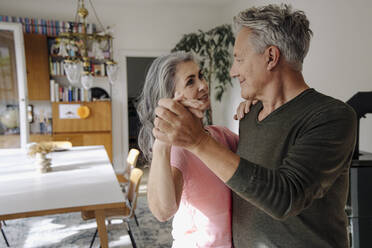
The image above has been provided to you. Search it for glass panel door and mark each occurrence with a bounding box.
[0,23,28,148]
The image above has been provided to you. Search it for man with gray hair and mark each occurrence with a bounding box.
[153,4,356,247]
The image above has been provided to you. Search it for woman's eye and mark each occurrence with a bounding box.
[199,72,204,80]
[186,79,194,86]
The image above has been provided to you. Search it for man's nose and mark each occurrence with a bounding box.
[230,61,238,78]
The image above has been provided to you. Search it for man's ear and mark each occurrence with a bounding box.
[265,46,280,71]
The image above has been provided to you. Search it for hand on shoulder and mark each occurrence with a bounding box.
[234,99,258,120]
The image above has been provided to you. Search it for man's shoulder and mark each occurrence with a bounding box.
[305,90,356,119]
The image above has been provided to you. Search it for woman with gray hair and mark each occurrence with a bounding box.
[137,51,239,247]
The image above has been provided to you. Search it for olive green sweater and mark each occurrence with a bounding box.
[227,89,357,248]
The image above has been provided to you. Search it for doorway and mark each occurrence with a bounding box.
[126,56,156,166]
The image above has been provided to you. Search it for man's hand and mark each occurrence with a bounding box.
[153,98,208,150]
[233,99,258,120]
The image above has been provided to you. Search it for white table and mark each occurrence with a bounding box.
[0,145,125,248]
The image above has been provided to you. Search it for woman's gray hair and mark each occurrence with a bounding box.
[137,51,195,162]
[233,4,313,71]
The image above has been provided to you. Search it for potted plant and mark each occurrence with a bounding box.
[28,142,56,173]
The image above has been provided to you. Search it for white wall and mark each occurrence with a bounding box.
[216,0,372,152]
[0,0,229,170]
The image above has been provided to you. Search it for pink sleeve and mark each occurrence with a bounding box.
[222,127,239,153]
[170,145,188,174]
[206,125,239,153]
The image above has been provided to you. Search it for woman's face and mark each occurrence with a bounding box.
[174,61,209,106]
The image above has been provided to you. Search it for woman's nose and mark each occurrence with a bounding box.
[198,80,208,91]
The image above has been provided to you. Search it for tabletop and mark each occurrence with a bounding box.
[0,145,125,218]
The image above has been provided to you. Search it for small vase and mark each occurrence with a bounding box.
[35,152,52,173]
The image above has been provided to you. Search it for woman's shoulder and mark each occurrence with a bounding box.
[205,125,239,152]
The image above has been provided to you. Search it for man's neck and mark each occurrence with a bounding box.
[258,70,309,121]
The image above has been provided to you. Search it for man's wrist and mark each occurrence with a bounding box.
[187,130,210,154]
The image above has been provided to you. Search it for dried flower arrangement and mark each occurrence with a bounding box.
[27,142,56,157]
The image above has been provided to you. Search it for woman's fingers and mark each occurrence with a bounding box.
[179,99,209,118]
[244,100,251,114]
[189,108,204,118]
[234,99,258,120]
[181,99,202,109]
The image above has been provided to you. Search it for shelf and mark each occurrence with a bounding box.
[50,74,108,78]
[55,100,111,103]
[49,54,110,61]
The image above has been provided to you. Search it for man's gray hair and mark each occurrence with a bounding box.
[137,51,195,162]
[233,4,313,71]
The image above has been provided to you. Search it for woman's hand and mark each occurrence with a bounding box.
[153,139,171,150]
[173,92,208,119]
[233,99,258,120]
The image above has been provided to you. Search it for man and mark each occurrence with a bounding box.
[153,4,356,248]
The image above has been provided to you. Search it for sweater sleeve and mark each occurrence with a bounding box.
[226,104,357,220]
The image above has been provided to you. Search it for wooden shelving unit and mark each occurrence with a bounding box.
[52,101,113,162]
[22,33,113,162]
[24,33,50,101]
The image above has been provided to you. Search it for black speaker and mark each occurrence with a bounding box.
[348,159,372,248]
[349,166,372,217]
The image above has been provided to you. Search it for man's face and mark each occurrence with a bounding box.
[230,27,268,100]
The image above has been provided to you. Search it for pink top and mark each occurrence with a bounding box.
[170,126,239,248]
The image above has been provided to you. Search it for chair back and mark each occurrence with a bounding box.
[51,141,72,149]
[127,148,140,169]
[123,148,140,179]
[127,168,143,217]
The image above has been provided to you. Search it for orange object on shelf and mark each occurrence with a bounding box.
[77,106,90,119]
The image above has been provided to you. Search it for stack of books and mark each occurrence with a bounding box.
[50,80,91,102]
[0,15,96,36]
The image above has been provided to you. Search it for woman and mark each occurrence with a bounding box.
[137,52,239,248]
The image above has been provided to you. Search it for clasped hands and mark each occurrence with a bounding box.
[153,94,257,150]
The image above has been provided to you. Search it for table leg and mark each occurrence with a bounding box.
[95,209,108,248]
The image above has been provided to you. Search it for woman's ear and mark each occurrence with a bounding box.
[265,46,280,71]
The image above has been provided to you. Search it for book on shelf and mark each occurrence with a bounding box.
[49,59,65,76]
[50,80,91,102]
[0,15,97,36]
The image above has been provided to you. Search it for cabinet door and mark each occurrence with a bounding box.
[0,23,29,148]
[82,132,112,162]
[52,133,83,146]
[24,33,50,100]
[29,134,52,143]
[52,132,112,162]
[52,101,112,132]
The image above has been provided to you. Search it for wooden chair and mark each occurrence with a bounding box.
[117,148,141,226]
[116,148,140,185]
[82,168,144,248]
[51,141,72,149]
[0,221,10,247]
